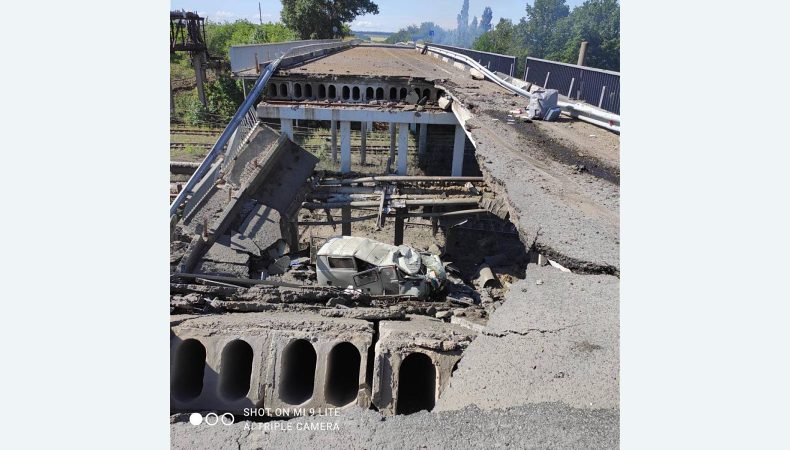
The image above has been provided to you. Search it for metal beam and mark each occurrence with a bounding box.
[257,105,458,125]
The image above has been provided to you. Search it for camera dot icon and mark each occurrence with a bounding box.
[189,413,203,426]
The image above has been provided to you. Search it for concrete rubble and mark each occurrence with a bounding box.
[170,43,620,448]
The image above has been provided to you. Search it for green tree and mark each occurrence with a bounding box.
[560,0,619,70]
[524,0,570,58]
[280,0,379,39]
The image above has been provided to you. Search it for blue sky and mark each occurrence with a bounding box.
[171,0,588,32]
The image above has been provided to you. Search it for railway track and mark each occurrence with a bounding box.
[170,128,222,136]
[170,142,214,150]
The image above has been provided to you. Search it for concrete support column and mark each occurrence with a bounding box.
[394,214,405,246]
[577,41,588,66]
[388,123,396,173]
[366,121,373,133]
[452,125,466,176]
[340,120,351,173]
[341,206,351,236]
[418,124,428,159]
[331,120,338,163]
[409,122,417,134]
[280,119,294,140]
[360,122,367,165]
[192,52,207,108]
[397,123,409,175]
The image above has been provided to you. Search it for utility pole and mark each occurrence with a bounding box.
[577,40,588,66]
[259,2,263,25]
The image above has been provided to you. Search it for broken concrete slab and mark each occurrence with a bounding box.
[372,318,476,415]
[320,307,406,321]
[435,265,619,411]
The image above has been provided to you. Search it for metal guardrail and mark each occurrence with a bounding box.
[523,57,620,115]
[426,43,516,77]
[230,39,339,73]
[171,39,360,218]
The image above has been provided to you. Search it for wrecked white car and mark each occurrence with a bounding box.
[316,236,446,299]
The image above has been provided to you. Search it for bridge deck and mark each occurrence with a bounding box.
[278,44,621,272]
[279,45,471,80]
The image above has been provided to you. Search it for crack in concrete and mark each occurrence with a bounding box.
[483,323,582,337]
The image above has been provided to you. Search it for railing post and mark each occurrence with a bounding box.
[524,62,529,82]
[568,78,575,98]
[544,72,551,88]
[598,86,607,108]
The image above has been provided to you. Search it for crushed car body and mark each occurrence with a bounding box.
[316,236,446,299]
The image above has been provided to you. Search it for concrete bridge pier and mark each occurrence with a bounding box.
[418,124,428,159]
[397,123,409,175]
[388,123,396,173]
[331,120,338,163]
[340,121,351,173]
[452,125,465,176]
[280,119,294,140]
[360,122,367,165]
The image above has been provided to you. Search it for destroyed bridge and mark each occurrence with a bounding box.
[169,38,621,431]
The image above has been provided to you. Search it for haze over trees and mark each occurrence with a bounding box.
[281,0,380,39]
[385,0,490,47]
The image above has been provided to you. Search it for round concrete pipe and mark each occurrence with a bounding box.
[219,339,254,401]
[329,85,336,99]
[305,84,313,98]
[376,87,384,100]
[366,87,374,100]
[390,87,397,100]
[352,86,360,101]
[171,339,207,401]
[279,339,317,405]
[342,86,350,100]
[319,84,327,99]
[396,352,436,414]
[279,83,288,97]
[294,83,302,98]
[325,342,361,406]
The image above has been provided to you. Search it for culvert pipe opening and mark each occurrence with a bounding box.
[171,339,206,401]
[325,342,361,406]
[279,339,317,405]
[396,352,436,415]
[219,339,254,401]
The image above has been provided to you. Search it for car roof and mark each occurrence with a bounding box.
[317,236,398,267]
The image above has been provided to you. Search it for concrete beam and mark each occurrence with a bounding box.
[397,123,409,175]
[280,118,293,140]
[340,121,351,173]
[452,125,466,176]
[257,105,458,125]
